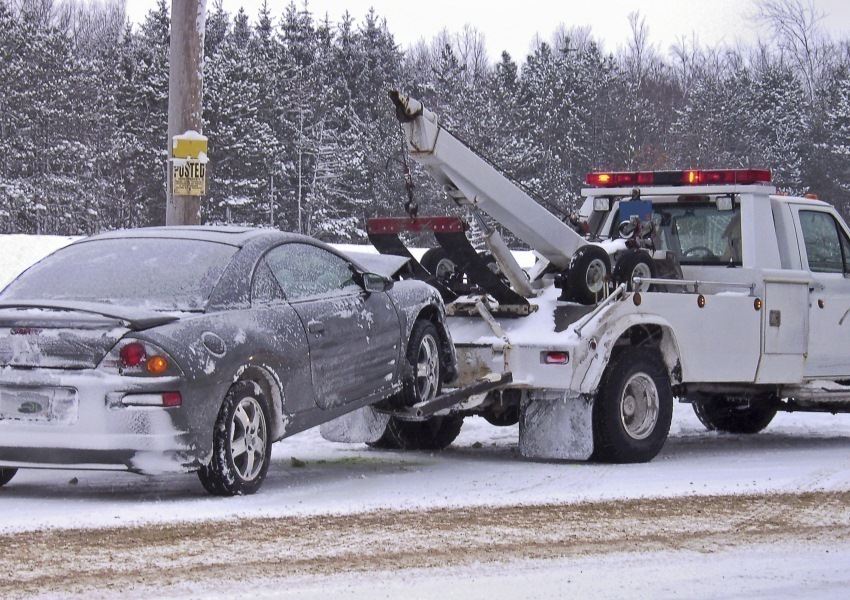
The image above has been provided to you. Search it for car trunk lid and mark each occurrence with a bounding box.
[0,303,180,369]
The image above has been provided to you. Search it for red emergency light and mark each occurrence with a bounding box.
[586,169,772,188]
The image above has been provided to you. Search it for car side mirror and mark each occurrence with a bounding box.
[362,272,393,293]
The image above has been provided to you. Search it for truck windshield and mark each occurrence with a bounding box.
[651,204,741,266]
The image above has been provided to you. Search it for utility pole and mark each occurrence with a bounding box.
[166,0,207,226]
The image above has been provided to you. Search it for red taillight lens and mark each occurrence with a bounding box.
[543,352,570,365]
[119,342,147,367]
[161,392,182,407]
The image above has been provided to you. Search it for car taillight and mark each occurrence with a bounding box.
[120,342,147,367]
[146,355,169,375]
[101,340,182,377]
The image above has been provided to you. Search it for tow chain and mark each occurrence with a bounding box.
[398,123,418,218]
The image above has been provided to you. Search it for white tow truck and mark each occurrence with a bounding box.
[325,91,850,463]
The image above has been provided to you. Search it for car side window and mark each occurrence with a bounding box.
[265,243,359,300]
[799,210,850,274]
[251,258,285,303]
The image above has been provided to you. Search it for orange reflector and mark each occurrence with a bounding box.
[633,292,642,306]
[754,298,762,311]
[543,352,569,365]
[697,294,706,308]
[818,299,825,309]
[146,355,169,375]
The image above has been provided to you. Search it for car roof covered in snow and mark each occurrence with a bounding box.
[70,226,313,248]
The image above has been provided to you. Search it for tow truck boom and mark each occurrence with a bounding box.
[390,91,586,271]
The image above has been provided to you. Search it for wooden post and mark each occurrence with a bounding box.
[166,0,207,226]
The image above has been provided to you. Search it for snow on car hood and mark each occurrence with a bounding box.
[342,251,410,279]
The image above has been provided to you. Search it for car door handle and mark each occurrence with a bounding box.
[307,320,325,334]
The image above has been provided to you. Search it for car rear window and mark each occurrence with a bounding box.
[0,238,237,311]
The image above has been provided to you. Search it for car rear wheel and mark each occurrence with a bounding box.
[369,320,463,450]
[198,381,272,496]
[0,468,17,487]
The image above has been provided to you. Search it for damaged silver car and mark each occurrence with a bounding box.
[0,227,456,495]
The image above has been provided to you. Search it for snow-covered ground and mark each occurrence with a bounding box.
[0,233,849,598]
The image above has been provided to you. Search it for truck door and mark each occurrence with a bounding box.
[794,207,850,378]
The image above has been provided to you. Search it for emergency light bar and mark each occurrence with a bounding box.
[586,169,772,188]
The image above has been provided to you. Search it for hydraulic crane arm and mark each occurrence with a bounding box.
[389,91,587,270]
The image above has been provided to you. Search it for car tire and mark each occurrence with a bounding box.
[591,347,673,463]
[566,245,611,305]
[198,380,272,496]
[0,468,17,487]
[691,394,778,434]
[613,249,656,292]
[369,320,463,450]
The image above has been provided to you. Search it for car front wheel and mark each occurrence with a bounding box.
[369,320,463,450]
[198,380,272,496]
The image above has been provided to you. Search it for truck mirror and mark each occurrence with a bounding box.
[593,198,611,211]
[716,196,734,211]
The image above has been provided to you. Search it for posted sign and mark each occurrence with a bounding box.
[173,161,206,196]
[172,132,208,196]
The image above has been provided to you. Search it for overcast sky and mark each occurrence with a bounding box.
[127,0,850,61]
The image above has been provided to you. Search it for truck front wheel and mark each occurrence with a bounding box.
[592,347,673,463]
[691,395,777,434]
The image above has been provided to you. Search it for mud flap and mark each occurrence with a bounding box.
[320,406,391,444]
[518,390,594,460]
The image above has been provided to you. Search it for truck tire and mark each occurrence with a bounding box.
[691,395,777,434]
[0,468,16,487]
[369,320,463,450]
[566,245,611,305]
[592,347,673,463]
[369,415,464,450]
[613,249,656,292]
[197,380,273,496]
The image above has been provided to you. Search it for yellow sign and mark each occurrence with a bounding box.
[173,160,206,196]
[173,136,208,159]
[172,132,208,196]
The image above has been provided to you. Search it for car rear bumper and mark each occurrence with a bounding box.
[0,368,225,474]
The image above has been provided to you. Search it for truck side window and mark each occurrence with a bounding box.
[799,210,849,274]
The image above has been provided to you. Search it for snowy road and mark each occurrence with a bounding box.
[1,406,849,598]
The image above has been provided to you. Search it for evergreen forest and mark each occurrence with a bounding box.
[3,0,850,241]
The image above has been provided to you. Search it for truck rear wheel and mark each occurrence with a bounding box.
[592,347,673,463]
[691,395,777,434]
[566,245,611,305]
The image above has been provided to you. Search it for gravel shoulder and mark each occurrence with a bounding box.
[4,490,849,598]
